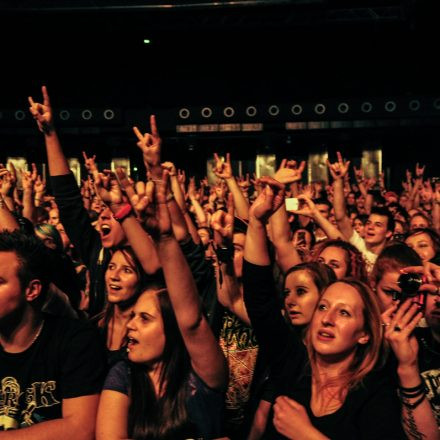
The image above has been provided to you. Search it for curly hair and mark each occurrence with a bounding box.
[309,239,368,283]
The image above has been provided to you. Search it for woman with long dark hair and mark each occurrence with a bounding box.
[96,170,227,440]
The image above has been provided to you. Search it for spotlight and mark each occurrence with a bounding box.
[337,103,349,114]
[103,109,115,120]
[384,101,396,112]
[314,104,326,115]
[178,108,190,119]
[408,100,420,111]
[268,105,280,116]
[291,104,303,116]
[433,98,440,110]
[81,109,93,120]
[59,110,71,121]
[361,102,373,113]
[201,107,212,118]
[14,110,26,120]
[223,107,235,118]
[245,106,257,117]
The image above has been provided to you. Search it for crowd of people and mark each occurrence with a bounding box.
[0,85,439,439]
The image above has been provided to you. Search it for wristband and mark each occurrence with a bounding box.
[112,203,133,223]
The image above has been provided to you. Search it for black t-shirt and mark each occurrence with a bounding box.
[415,327,440,426]
[0,314,106,431]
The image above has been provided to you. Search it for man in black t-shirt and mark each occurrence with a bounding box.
[0,231,106,438]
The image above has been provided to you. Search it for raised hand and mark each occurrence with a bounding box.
[287,194,316,218]
[152,169,172,237]
[327,151,350,180]
[211,193,234,244]
[94,170,123,206]
[213,152,233,180]
[274,158,306,184]
[415,163,425,179]
[82,151,98,175]
[28,85,53,134]
[161,161,177,177]
[133,115,162,171]
[249,177,285,222]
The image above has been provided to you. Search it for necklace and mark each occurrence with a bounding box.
[29,320,45,347]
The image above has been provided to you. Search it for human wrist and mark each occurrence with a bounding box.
[112,203,133,222]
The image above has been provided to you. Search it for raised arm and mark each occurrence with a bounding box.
[268,160,305,271]
[327,152,353,240]
[94,170,160,275]
[213,152,249,220]
[28,86,70,176]
[154,170,227,390]
[382,300,439,440]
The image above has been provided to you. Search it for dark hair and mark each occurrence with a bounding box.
[409,212,431,228]
[0,230,50,302]
[313,198,332,210]
[284,262,337,293]
[405,228,440,254]
[310,239,368,283]
[34,223,64,253]
[129,289,194,439]
[370,207,395,233]
[369,242,422,286]
[354,214,369,225]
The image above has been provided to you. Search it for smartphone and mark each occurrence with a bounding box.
[285,197,299,211]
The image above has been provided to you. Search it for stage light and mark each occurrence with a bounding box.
[268,105,280,116]
[103,109,115,120]
[245,106,257,117]
[178,108,190,119]
[201,107,212,118]
[14,110,26,120]
[314,103,326,115]
[384,101,396,112]
[59,110,71,121]
[81,109,93,120]
[143,39,151,44]
[408,100,420,111]
[223,107,235,118]
[433,98,440,110]
[291,104,303,115]
[361,102,373,113]
[337,103,349,114]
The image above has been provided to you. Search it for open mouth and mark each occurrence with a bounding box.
[127,337,139,351]
[317,330,335,339]
[108,284,122,291]
[101,225,111,237]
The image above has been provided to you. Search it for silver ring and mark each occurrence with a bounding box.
[394,325,402,332]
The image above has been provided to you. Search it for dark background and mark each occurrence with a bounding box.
[0,0,439,188]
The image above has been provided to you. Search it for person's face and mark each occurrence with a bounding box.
[424,289,440,333]
[0,252,26,325]
[48,208,60,226]
[315,203,330,220]
[317,246,348,280]
[233,233,246,279]
[310,282,369,360]
[353,218,365,237]
[91,197,103,214]
[399,195,409,207]
[347,193,356,206]
[105,250,139,304]
[409,215,429,231]
[364,214,392,246]
[97,207,127,248]
[385,194,398,205]
[126,290,166,365]
[284,270,320,326]
[394,222,405,235]
[356,195,365,208]
[405,233,436,262]
[374,270,401,312]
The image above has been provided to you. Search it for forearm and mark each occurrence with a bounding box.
[44,131,71,176]
[225,177,250,220]
[398,366,439,440]
[157,235,203,329]
[269,208,301,271]
[333,179,353,239]
[433,202,440,233]
[167,198,191,242]
[170,175,186,212]
[0,417,95,440]
[216,262,250,325]
[119,215,161,274]
[313,211,344,240]
[244,218,271,266]
[22,189,36,224]
[190,196,208,227]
